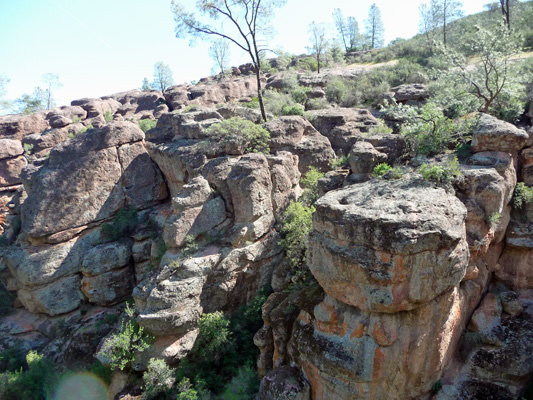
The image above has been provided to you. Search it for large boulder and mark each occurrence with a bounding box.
[349,141,387,174]
[70,97,121,118]
[309,177,469,313]
[471,114,528,153]
[103,89,166,119]
[265,116,335,174]
[20,121,166,238]
[390,84,429,103]
[0,113,49,140]
[0,139,24,160]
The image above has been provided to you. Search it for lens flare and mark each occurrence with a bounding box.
[54,372,110,400]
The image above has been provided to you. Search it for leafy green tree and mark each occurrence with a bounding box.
[346,16,361,50]
[332,8,349,52]
[152,61,175,92]
[171,0,287,122]
[141,77,152,92]
[14,87,47,114]
[364,3,385,49]
[443,21,521,114]
[209,38,231,76]
[308,21,329,74]
[430,0,463,47]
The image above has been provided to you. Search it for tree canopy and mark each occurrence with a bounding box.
[171,0,287,122]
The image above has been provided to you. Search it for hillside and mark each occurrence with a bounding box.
[0,3,533,400]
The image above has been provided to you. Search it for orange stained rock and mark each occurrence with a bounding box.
[301,359,324,400]
[350,322,365,339]
[370,319,398,347]
[372,347,386,381]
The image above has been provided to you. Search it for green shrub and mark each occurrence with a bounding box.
[305,98,330,111]
[373,163,392,177]
[23,143,34,156]
[101,206,139,241]
[207,117,270,154]
[263,90,295,116]
[329,154,350,169]
[0,346,24,373]
[281,104,304,116]
[241,97,260,109]
[0,351,59,400]
[103,110,113,123]
[138,119,158,133]
[418,156,461,184]
[279,201,315,268]
[369,123,393,135]
[300,167,324,206]
[513,182,533,209]
[176,378,199,400]
[0,282,14,318]
[195,312,231,361]
[142,358,174,399]
[485,212,501,227]
[297,57,319,72]
[221,365,259,400]
[291,86,311,104]
[97,318,154,371]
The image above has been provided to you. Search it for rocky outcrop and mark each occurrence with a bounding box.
[472,114,528,153]
[0,113,49,140]
[20,121,167,239]
[0,139,27,187]
[265,116,335,174]
[103,89,167,119]
[71,97,122,119]
[164,76,259,111]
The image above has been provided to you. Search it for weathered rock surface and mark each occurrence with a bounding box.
[309,178,468,313]
[472,114,528,153]
[164,76,259,110]
[0,155,27,187]
[349,141,387,174]
[0,139,24,160]
[0,113,49,140]
[71,97,121,118]
[20,121,166,238]
[265,116,335,174]
[390,83,429,103]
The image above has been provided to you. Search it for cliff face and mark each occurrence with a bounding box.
[0,73,532,398]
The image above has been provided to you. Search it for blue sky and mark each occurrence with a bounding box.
[1,0,493,109]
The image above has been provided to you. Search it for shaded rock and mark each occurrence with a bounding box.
[215,104,264,124]
[500,291,523,316]
[309,177,468,313]
[0,155,27,187]
[18,275,83,316]
[472,114,528,153]
[257,366,311,400]
[80,241,132,276]
[265,116,335,174]
[81,266,134,306]
[520,147,533,185]
[20,122,162,238]
[48,115,72,129]
[0,139,24,160]
[105,89,166,119]
[468,292,502,333]
[349,141,387,174]
[268,152,302,223]
[317,169,349,196]
[71,97,121,118]
[0,113,49,140]
[391,84,429,103]
[227,154,275,243]
[309,108,379,153]
[163,76,258,111]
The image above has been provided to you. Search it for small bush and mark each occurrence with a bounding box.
[23,143,34,156]
[138,119,157,133]
[305,98,329,111]
[291,86,311,104]
[373,163,392,178]
[485,212,501,227]
[279,201,315,268]
[176,378,199,400]
[207,117,270,154]
[513,182,533,209]
[103,110,113,123]
[142,358,174,400]
[221,365,259,400]
[281,104,304,116]
[329,154,350,169]
[419,157,461,184]
[195,312,231,361]
[88,360,112,385]
[369,124,393,135]
[0,351,59,400]
[241,97,260,109]
[300,167,324,206]
[97,318,154,371]
[102,206,139,241]
[297,57,319,72]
